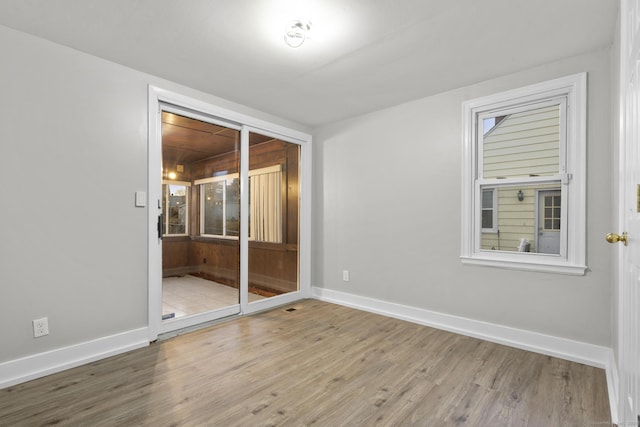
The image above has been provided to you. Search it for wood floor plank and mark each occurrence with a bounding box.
[0,300,611,426]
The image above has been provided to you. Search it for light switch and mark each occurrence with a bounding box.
[135,191,147,207]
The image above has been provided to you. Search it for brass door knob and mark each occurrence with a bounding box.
[606,232,628,246]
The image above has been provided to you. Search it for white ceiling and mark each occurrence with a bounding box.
[0,0,618,127]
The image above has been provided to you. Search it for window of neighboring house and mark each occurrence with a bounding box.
[162,181,190,236]
[195,165,282,242]
[543,193,561,231]
[461,73,587,275]
[481,188,497,233]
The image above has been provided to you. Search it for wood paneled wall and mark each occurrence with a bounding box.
[162,139,299,294]
[162,237,191,275]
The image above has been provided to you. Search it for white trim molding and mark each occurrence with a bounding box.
[0,328,148,389]
[312,286,617,419]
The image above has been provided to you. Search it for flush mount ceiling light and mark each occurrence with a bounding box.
[284,19,311,48]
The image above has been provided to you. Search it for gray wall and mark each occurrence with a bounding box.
[0,20,613,367]
[313,47,613,347]
[0,24,309,363]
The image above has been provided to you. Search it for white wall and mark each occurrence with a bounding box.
[0,24,309,365]
[313,46,612,347]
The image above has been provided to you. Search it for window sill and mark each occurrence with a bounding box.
[162,235,190,240]
[191,236,296,251]
[192,236,238,245]
[460,255,587,276]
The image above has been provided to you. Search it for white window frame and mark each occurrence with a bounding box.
[481,187,498,233]
[162,180,190,237]
[195,173,240,239]
[461,73,587,275]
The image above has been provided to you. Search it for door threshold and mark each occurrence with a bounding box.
[156,299,306,342]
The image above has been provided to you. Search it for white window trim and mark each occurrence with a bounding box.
[194,173,239,186]
[162,180,190,237]
[460,73,587,275]
[193,165,282,186]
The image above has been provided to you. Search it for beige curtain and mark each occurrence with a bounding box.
[250,170,282,243]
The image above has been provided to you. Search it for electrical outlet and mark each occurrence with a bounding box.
[343,270,350,282]
[33,317,49,338]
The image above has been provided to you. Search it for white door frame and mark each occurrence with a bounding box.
[147,86,312,341]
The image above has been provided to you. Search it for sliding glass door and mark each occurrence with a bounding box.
[159,109,241,331]
[148,89,310,339]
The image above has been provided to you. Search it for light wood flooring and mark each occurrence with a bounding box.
[0,300,611,426]
[162,275,265,318]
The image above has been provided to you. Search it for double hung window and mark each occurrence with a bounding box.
[461,74,586,274]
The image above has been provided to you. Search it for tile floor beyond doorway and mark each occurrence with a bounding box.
[162,274,265,318]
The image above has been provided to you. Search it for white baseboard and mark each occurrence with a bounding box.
[0,327,149,389]
[313,287,619,422]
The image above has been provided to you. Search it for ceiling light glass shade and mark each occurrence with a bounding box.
[284,20,311,48]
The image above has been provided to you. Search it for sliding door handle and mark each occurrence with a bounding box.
[157,214,163,240]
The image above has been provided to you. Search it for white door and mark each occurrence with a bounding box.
[616,1,640,424]
[537,190,561,254]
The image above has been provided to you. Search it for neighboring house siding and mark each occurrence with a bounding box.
[480,104,561,252]
[481,184,558,252]
[483,105,560,179]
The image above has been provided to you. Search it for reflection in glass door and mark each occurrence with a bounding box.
[247,132,300,301]
[161,111,241,321]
